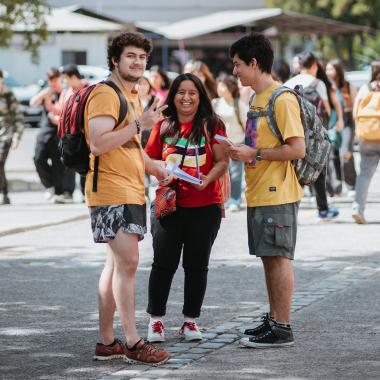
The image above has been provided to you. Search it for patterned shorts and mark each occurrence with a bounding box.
[89,204,147,243]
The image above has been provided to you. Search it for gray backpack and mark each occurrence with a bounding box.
[250,86,331,186]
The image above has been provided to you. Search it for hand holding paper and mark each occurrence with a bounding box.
[166,162,203,185]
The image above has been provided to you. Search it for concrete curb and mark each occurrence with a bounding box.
[0,214,88,238]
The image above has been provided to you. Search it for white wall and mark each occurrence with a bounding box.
[0,33,110,85]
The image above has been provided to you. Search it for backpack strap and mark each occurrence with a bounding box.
[91,80,128,192]
[264,86,300,145]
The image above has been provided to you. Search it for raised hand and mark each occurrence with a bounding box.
[138,97,168,131]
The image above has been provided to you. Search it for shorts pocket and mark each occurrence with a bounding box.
[263,214,293,249]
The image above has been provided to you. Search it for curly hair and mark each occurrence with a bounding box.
[229,32,274,74]
[107,32,152,71]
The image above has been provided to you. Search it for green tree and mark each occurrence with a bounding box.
[0,0,49,62]
[267,0,380,68]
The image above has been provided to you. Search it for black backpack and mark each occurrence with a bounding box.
[57,80,127,192]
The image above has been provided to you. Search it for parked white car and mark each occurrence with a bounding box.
[346,70,370,90]
[3,71,42,127]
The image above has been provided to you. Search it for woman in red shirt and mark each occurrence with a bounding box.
[145,73,229,342]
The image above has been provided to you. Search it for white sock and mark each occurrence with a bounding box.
[150,316,163,323]
[184,317,196,323]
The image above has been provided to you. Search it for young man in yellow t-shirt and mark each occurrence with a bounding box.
[86,32,171,364]
[229,33,305,348]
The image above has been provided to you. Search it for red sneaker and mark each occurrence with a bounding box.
[93,338,125,361]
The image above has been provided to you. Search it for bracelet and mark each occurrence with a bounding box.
[135,119,141,134]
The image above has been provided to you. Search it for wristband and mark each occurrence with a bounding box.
[135,119,141,134]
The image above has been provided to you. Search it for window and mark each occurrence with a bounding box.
[62,51,87,65]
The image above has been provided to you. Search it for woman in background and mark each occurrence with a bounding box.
[213,74,246,211]
[351,61,380,224]
[184,60,218,100]
[326,59,357,195]
[149,65,171,104]
[138,76,157,201]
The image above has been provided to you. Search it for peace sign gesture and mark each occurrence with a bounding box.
[139,97,168,131]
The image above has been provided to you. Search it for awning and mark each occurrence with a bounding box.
[137,8,374,40]
[12,6,123,33]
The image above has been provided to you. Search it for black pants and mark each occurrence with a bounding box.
[312,166,328,212]
[62,168,76,195]
[34,132,65,195]
[0,139,12,195]
[147,204,222,318]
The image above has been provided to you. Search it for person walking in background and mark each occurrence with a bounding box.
[351,60,380,224]
[316,60,344,198]
[291,54,301,76]
[149,65,171,105]
[272,59,291,84]
[138,75,157,200]
[0,69,24,205]
[326,59,357,195]
[213,74,246,211]
[184,60,218,100]
[285,51,339,221]
[138,76,156,148]
[30,67,66,203]
[144,73,229,343]
[229,32,305,348]
[86,31,170,364]
[56,64,90,201]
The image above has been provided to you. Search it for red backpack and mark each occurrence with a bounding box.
[57,80,127,192]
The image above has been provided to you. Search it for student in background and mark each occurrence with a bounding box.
[213,74,246,211]
[184,60,218,100]
[149,65,171,105]
[0,69,24,205]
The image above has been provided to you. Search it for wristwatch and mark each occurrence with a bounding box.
[256,148,263,161]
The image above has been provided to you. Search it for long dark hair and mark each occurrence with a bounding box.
[162,73,223,145]
[370,61,380,82]
[327,59,348,90]
[316,61,333,108]
[150,65,171,90]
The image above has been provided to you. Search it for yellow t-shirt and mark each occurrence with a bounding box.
[245,82,304,207]
[84,83,145,206]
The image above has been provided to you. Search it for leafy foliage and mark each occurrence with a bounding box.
[0,0,49,62]
[267,0,380,68]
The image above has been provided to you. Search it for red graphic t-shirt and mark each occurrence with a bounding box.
[145,120,227,207]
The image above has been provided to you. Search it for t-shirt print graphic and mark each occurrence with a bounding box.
[245,111,259,167]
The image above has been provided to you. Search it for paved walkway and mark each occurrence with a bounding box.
[1,128,379,379]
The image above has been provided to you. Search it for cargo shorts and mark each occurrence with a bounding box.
[247,202,299,260]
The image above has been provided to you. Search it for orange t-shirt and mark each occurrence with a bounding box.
[84,83,145,206]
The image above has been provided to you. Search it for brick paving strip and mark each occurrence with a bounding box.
[98,258,380,380]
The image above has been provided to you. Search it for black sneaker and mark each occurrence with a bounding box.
[240,323,294,348]
[242,313,272,337]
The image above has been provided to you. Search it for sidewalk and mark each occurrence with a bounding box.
[1,128,380,380]
[1,190,380,379]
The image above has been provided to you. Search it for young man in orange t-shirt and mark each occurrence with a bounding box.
[86,32,171,364]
